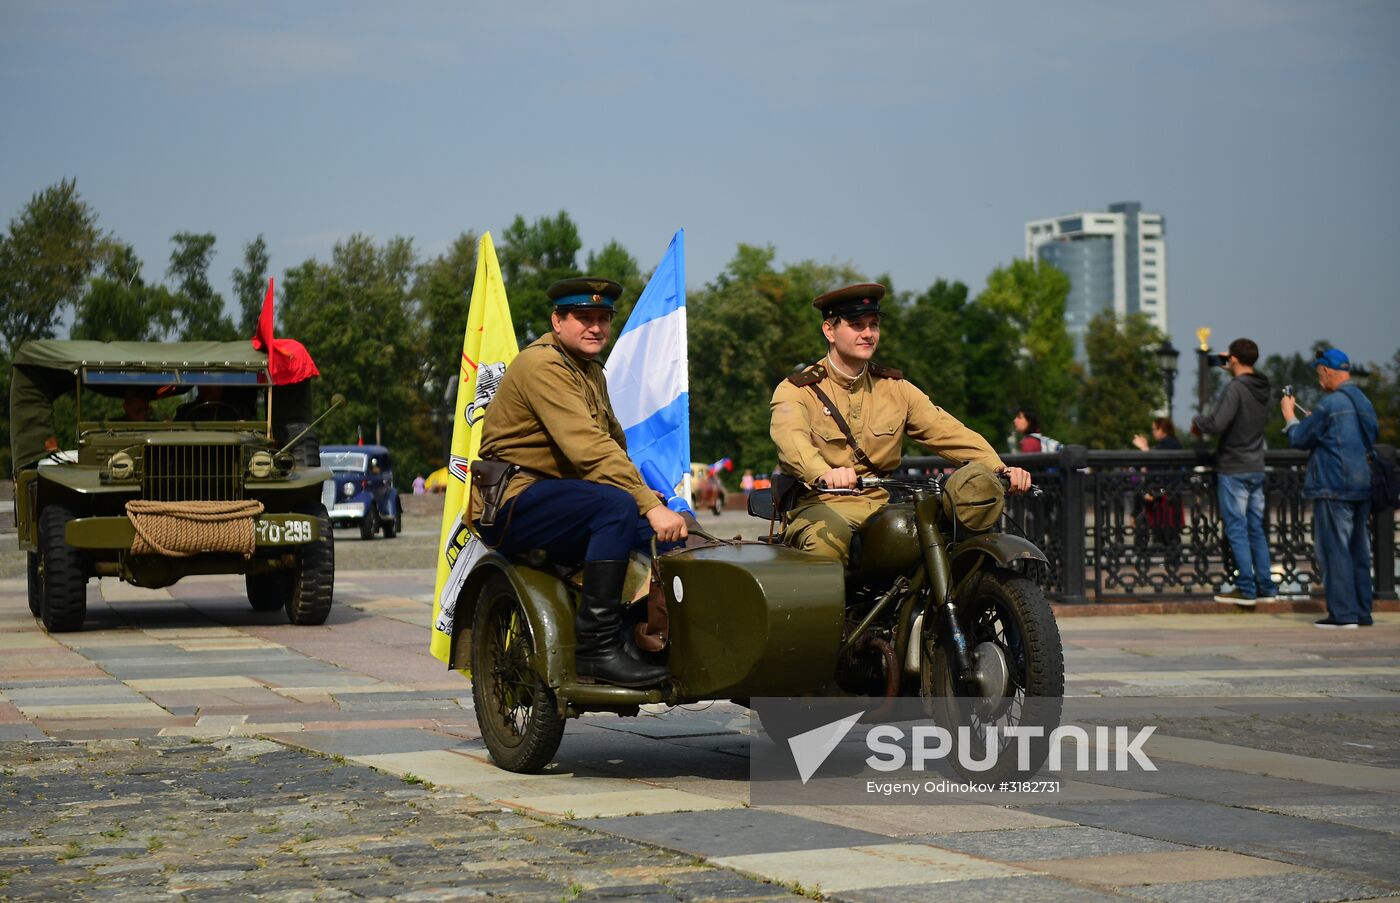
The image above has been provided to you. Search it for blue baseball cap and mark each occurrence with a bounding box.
[1312,348,1350,371]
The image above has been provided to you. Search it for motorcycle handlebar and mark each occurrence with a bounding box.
[815,472,1043,498]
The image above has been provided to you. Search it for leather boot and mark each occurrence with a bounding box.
[575,559,669,688]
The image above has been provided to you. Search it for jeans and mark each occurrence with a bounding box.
[1312,498,1373,624]
[1217,471,1276,597]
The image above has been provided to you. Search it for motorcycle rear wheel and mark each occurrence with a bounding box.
[923,566,1064,781]
[471,573,565,773]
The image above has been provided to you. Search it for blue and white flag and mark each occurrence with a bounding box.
[606,229,691,513]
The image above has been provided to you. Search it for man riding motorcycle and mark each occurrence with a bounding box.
[769,283,1032,563]
[469,277,688,689]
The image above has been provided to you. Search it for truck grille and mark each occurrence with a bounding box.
[143,445,244,502]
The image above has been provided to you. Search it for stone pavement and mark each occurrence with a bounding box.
[2,569,1398,901]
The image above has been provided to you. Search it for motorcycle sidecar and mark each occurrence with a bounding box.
[452,539,844,772]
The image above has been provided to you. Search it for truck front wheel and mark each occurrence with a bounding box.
[286,504,335,625]
[38,505,88,632]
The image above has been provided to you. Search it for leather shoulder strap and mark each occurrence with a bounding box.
[806,383,878,471]
[870,362,904,380]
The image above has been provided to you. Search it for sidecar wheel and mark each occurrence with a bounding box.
[471,573,565,773]
[923,567,1064,781]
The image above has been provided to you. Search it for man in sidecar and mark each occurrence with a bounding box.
[469,277,688,689]
[770,283,1032,564]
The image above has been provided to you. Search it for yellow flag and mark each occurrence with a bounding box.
[429,232,518,663]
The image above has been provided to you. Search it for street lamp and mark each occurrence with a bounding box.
[1155,339,1180,421]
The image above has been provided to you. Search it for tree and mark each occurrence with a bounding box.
[232,235,270,338]
[497,211,582,343]
[71,242,174,343]
[282,234,436,483]
[166,232,236,340]
[877,279,979,444]
[0,178,102,356]
[973,259,1075,438]
[1077,311,1167,448]
[410,232,477,463]
[688,245,861,472]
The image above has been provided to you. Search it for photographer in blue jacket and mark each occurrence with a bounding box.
[1283,348,1379,629]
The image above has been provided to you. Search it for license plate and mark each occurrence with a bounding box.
[255,516,317,546]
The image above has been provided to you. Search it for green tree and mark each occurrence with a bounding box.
[497,211,582,343]
[877,278,981,444]
[0,178,103,355]
[232,235,270,338]
[282,234,436,484]
[166,232,236,340]
[1078,311,1167,448]
[973,259,1074,438]
[410,232,477,464]
[71,242,175,342]
[688,245,860,472]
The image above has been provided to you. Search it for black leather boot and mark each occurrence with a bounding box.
[575,559,668,688]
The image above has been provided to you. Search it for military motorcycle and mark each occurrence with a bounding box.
[452,468,1064,776]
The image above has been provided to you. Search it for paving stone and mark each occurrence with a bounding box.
[834,874,1135,902]
[1127,871,1394,902]
[579,808,893,858]
[280,728,465,757]
[1024,798,1400,883]
[925,825,1188,861]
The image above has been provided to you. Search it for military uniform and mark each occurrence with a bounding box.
[468,277,670,688]
[470,330,657,526]
[771,283,1003,563]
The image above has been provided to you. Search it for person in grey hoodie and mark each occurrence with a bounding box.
[1192,337,1277,605]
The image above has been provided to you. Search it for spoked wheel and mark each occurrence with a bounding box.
[923,566,1064,781]
[471,574,564,773]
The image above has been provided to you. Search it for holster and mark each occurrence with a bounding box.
[469,458,519,528]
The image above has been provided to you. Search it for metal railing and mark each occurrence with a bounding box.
[904,446,1398,604]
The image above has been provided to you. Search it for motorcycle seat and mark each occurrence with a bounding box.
[509,548,581,582]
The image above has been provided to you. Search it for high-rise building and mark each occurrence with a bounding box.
[1025,201,1167,359]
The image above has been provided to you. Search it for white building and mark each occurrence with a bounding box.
[1024,201,1167,359]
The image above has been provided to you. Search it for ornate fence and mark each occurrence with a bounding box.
[904,446,1398,604]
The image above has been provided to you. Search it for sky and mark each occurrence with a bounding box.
[3,1,1399,418]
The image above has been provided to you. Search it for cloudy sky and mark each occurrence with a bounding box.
[3,2,1398,409]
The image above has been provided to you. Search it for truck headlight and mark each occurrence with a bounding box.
[107,451,135,481]
[248,450,273,479]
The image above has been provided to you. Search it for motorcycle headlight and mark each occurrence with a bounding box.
[107,451,135,481]
[248,450,273,479]
[341,481,355,498]
[273,451,295,476]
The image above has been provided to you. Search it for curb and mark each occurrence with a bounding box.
[1052,598,1400,617]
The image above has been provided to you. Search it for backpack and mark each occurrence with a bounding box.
[1339,387,1398,514]
[1373,450,1400,514]
[1030,432,1063,453]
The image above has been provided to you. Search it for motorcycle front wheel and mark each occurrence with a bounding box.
[471,573,565,773]
[923,566,1064,781]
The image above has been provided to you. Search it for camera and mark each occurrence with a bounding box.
[1206,352,1230,368]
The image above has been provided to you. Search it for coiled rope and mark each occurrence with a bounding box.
[126,499,265,558]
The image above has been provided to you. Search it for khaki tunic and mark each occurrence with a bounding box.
[469,333,658,523]
[769,359,1003,562]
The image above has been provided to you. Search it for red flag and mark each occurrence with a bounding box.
[250,277,320,385]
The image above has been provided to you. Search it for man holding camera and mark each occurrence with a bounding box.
[1192,337,1278,605]
[1283,348,1378,628]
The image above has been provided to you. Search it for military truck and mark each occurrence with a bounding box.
[10,340,336,632]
